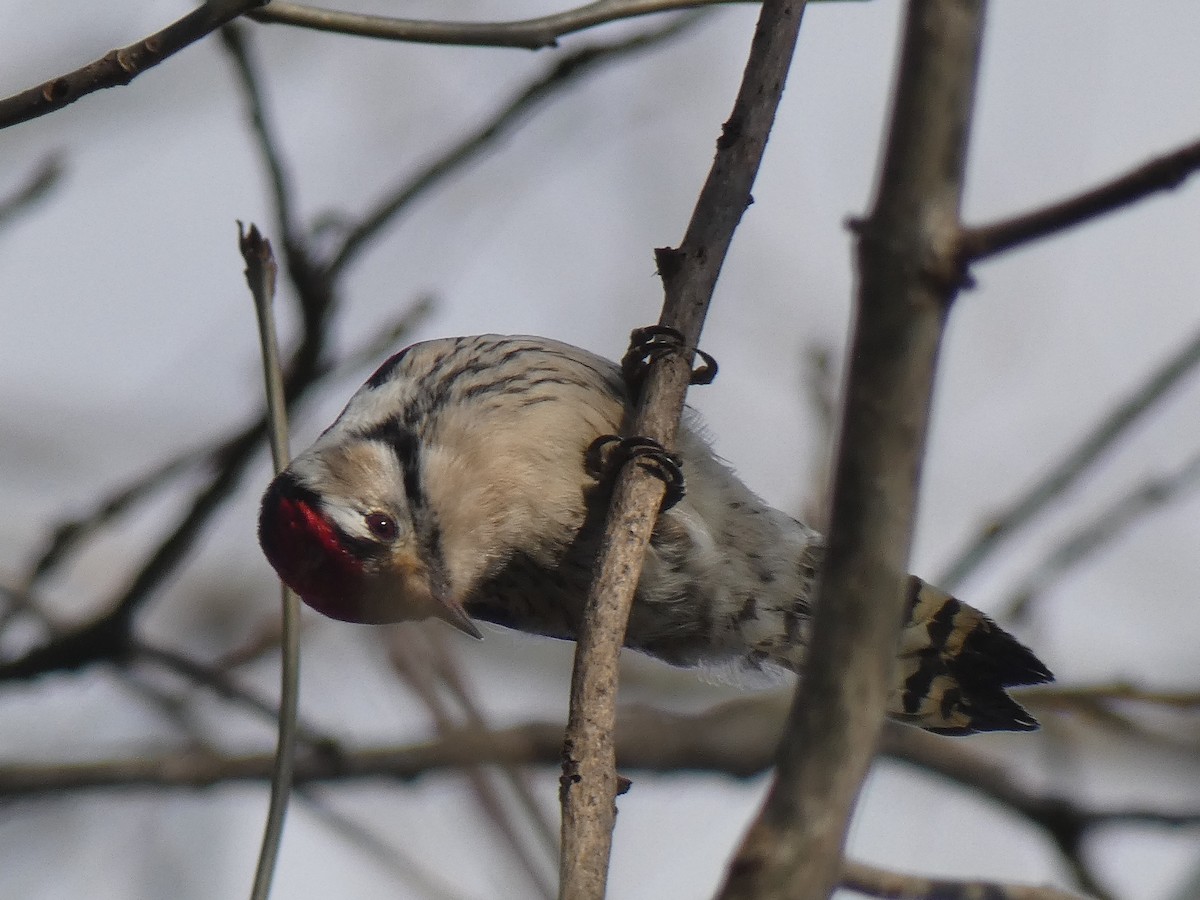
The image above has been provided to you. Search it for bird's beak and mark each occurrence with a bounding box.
[390,546,482,640]
[432,593,483,640]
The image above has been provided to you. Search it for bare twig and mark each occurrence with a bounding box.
[423,629,560,865]
[0,157,64,231]
[223,27,305,254]
[1000,448,1200,620]
[718,1,986,896]
[240,224,301,900]
[558,0,808,895]
[799,341,838,527]
[882,724,1200,899]
[327,12,707,278]
[937,322,1200,592]
[839,860,1090,900]
[7,693,1198,898]
[254,0,734,50]
[132,639,341,752]
[961,134,1200,262]
[296,788,477,900]
[1029,683,1200,711]
[387,630,555,900]
[4,703,1197,844]
[0,0,268,130]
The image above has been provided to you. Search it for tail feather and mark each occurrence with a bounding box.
[890,576,1053,735]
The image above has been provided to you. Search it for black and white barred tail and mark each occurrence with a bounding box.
[889,576,1052,735]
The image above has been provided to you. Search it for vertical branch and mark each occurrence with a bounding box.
[240,224,302,900]
[717,1,988,897]
[558,0,809,897]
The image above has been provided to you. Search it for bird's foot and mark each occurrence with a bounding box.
[621,325,717,394]
[586,435,685,510]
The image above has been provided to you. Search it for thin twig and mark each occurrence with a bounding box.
[132,639,341,752]
[0,0,268,130]
[718,0,986,895]
[223,26,304,254]
[961,134,1200,262]
[424,629,561,866]
[296,787,480,900]
[1029,683,1200,711]
[557,0,809,895]
[0,156,64,231]
[1000,448,1200,620]
[800,341,838,527]
[4,703,1198,844]
[240,223,301,900]
[326,12,708,278]
[254,0,734,50]
[839,860,1090,900]
[937,321,1200,592]
[387,630,555,900]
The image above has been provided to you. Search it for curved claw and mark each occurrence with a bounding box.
[585,434,685,510]
[689,348,718,385]
[621,325,718,392]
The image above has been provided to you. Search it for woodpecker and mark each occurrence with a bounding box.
[259,334,1051,735]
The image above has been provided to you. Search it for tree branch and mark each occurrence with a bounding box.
[386,630,555,900]
[960,134,1200,262]
[558,0,808,895]
[0,0,268,131]
[839,860,1090,900]
[253,0,737,50]
[937,320,1200,591]
[999,447,1200,620]
[0,156,64,231]
[326,11,707,278]
[240,223,303,900]
[717,0,986,896]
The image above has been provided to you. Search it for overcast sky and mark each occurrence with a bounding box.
[2,2,1200,898]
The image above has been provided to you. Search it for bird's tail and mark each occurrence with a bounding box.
[889,576,1053,735]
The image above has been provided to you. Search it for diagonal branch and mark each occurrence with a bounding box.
[937,320,1200,591]
[387,630,555,900]
[961,134,1200,262]
[558,0,809,896]
[999,447,1200,620]
[0,0,268,130]
[0,157,64,231]
[326,12,706,278]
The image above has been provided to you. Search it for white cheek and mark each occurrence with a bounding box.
[323,504,370,542]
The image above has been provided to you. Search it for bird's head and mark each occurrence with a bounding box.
[257,434,481,638]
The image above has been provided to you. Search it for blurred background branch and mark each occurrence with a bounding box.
[2,1,1199,899]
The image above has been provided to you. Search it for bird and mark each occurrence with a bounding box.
[258,333,1052,736]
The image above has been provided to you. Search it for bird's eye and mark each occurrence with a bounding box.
[364,512,399,542]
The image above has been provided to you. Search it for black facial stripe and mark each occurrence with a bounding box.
[356,416,449,591]
[417,515,451,600]
[338,531,391,564]
[360,417,426,511]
